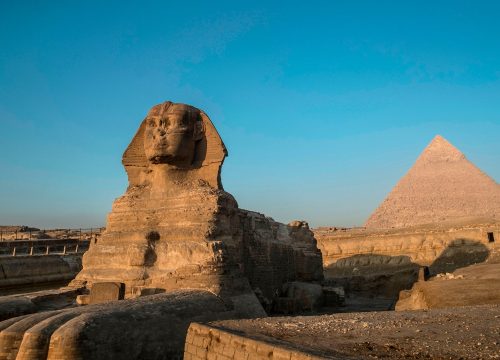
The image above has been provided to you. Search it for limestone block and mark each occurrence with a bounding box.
[322,286,345,306]
[281,282,323,312]
[76,295,90,305]
[133,287,165,297]
[89,282,125,304]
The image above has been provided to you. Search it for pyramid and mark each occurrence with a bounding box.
[365,135,500,228]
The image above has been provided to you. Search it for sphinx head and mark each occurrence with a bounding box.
[122,101,227,189]
[143,103,204,168]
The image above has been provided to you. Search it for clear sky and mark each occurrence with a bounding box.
[1,1,499,229]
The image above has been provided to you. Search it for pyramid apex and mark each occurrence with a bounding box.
[429,134,452,146]
[419,134,464,163]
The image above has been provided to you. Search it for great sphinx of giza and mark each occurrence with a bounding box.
[73,101,323,301]
[0,101,323,359]
[73,102,244,295]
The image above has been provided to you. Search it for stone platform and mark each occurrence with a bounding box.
[186,305,500,359]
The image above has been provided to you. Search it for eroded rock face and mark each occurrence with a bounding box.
[73,101,323,303]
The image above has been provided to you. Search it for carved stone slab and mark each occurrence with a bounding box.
[89,282,125,304]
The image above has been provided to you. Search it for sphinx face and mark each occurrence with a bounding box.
[144,104,203,168]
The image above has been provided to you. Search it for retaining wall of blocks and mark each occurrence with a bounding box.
[184,323,324,360]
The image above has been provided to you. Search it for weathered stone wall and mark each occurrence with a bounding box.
[316,223,500,277]
[185,323,323,360]
[0,255,81,289]
[240,211,324,301]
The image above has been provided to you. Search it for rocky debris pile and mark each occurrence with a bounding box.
[435,272,465,280]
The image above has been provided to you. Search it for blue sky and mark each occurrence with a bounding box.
[1,1,499,228]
